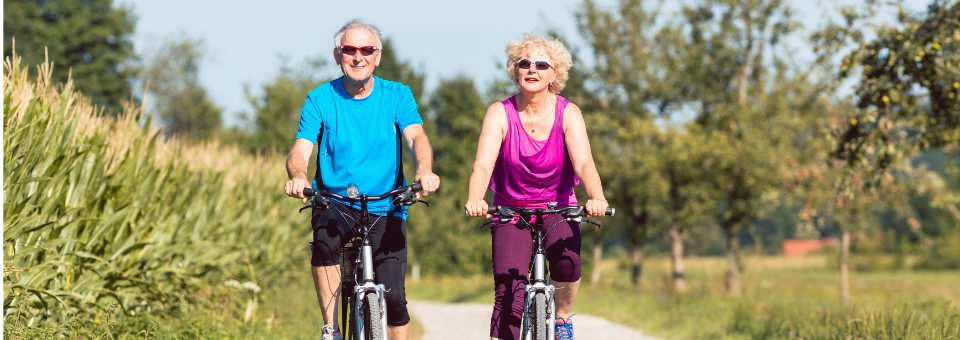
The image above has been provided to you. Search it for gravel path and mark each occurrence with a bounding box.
[408,300,661,340]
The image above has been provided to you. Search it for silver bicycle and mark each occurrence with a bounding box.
[304,183,427,340]
[473,202,614,340]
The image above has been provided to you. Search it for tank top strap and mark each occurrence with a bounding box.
[502,96,520,126]
[552,95,569,134]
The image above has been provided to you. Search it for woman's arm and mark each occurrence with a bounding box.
[465,102,508,217]
[563,103,609,217]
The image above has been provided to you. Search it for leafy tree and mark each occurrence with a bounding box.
[139,35,222,141]
[576,0,704,292]
[809,0,960,301]
[374,38,426,110]
[407,76,490,275]
[242,56,327,153]
[662,0,832,296]
[4,0,136,111]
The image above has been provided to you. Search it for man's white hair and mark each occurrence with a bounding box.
[333,18,383,51]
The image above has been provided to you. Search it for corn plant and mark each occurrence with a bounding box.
[3,50,310,324]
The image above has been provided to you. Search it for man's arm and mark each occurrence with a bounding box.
[402,124,440,197]
[284,138,315,203]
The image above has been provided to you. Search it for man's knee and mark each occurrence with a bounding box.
[383,289,410,326]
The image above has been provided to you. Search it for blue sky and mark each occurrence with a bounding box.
[119,0,924,127]
[121,0,618,126]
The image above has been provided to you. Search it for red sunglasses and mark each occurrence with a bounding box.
[517,59,553,70]
[340,45,379,56]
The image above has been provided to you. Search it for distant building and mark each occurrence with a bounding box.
[782,238,839,257]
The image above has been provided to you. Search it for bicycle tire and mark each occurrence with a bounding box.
[363,292,385,340]
[532,292,549,340]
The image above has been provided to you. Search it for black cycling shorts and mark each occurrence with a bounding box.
[310,201,410,326]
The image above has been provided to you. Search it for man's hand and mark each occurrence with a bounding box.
[414,170,439,198]
[285,177,312,203]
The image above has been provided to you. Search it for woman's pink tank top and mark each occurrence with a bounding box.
[488,95,579,208]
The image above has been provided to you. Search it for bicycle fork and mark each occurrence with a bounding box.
[354,239,389,340]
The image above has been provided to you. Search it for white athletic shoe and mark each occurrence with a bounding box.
[321,322,343,340]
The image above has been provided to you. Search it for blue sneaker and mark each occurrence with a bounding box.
[555,314,576,340]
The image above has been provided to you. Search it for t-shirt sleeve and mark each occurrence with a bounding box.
[395,85,423,130]
[295,93,322,143]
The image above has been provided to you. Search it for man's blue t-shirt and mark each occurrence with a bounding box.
[295,76,423,219]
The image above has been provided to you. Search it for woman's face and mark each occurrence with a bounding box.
[516,47,556,94]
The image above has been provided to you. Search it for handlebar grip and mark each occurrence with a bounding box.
[411,183,423,192]
[302,188,316,197]
[606,207,615,216]
[488,206,498,214]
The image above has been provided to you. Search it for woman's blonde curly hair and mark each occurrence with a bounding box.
[505,32,573,94]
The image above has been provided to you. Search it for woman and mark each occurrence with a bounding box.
[465,32,609,340]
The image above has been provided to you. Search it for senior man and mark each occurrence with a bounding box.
[284,18,439,340]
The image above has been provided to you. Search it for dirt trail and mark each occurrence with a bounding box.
[407,300,661,340]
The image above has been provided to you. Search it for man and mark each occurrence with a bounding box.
[284,19,440,340]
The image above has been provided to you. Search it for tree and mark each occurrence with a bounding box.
[407,76,490,275]
[4,0,136,111]
[574,0,673,289]
[663,0,829,296]
[139,35,222,141]
[811,0,960,302]
[374,38,427,110]
[242,56,327,153]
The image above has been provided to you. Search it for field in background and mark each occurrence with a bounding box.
[406,255,960,339]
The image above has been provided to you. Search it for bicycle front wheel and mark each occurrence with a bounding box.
[531,292,549,340]
[363,292,385,340]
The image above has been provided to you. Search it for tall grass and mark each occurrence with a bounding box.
[3,50,310,324]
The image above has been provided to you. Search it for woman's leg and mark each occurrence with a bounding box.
[489,222,532,340]
[544,215,582,319]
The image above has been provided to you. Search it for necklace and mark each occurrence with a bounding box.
[524,104,550,134]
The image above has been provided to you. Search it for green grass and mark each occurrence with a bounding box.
[406,255,960,339]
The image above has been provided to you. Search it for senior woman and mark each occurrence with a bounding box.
[465,32,609,340]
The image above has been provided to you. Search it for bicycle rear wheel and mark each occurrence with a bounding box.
[531,292,548,340]
[362,292,385,340]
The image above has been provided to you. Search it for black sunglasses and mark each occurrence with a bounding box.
[517,59,553,70]
[340,45,379,56]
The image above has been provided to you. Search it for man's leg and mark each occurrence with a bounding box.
[312,264,342,323]
[311,204,350,332]
[372,215,411,340]
[388,324,409,340]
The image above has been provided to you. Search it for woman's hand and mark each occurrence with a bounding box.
[464,199,490,218]
[585,198,609,217]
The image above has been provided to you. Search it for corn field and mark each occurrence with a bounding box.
[3,52,310,324]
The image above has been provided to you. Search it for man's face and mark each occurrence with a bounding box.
[334,28,381,82]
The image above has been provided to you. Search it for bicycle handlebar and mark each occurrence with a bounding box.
[303,183,423,203]
[473,205,615,217]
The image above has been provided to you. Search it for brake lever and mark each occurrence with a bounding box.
[403,199,430,207]
[581,219,602,228]
[480,220,493,229]
[301,196,331,213]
